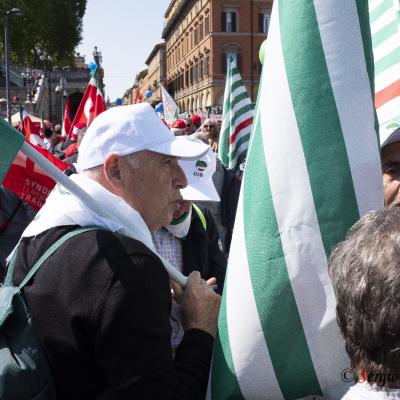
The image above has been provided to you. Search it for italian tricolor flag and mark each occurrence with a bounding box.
[208,1,383,399]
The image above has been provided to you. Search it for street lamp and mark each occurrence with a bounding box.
[0,8,22,123]
[21,68,33,102]
[54,66,69,125]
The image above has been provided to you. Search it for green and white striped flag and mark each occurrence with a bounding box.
[208,1,383,399]
[369,0,400,145]
[218,58,254,172]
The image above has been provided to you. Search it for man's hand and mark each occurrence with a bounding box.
[181,271,221,337]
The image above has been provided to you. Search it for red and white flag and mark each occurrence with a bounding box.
[62,96,72,137]
[18,110,44,147]
[2,143,69,211]
[68,76,105,136]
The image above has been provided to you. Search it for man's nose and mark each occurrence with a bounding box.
[173,161,187,189]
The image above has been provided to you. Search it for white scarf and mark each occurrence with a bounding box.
[19,174,187,286]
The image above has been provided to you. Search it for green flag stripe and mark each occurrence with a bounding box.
[243,115,322,398]
[211,272,244,399]
[229,133,251,161]
[375,46,400,76]
[0,119,25,182]
[369,0,393,24]
[231,91,251,109]
[221,106,254,139]
[280,0,360,256]
[372,19,397,48]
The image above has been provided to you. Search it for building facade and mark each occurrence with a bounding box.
[162,0,272,114]
[143,43,167,104]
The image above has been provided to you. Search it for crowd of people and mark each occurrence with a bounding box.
[2,101,400,398]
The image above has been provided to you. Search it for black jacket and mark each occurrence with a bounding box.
[13,226,214,400]
[182,206,227,294]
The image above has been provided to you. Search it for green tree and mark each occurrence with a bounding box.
[0,0,87,66]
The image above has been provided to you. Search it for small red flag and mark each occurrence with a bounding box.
[68,76,105,136]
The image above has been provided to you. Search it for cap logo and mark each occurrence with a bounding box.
[196,160,207,172]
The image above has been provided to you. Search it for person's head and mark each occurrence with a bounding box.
[183,118,195,135]
[77,104,208,231]
[54,124,62,135]
[329,208,400,382]
[44,127,53,139]
[201,119,219,140]
[190,114,201,129]
[381,130,400,207]
[170,119,186,136]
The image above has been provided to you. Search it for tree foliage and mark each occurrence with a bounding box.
[0,0,87,67]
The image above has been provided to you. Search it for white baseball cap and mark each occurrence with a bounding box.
[178,138,220,202]
[76,103,208,171]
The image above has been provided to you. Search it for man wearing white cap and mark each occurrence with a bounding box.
[12,104,220,399]
[152,144,227,353]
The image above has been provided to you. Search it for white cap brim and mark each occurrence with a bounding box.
[181,183,220,202]
[382,127,400,148]
[149,136,209,159]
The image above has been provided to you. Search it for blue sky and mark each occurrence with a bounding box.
[77,0,171,102]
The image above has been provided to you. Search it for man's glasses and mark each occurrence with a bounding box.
[204,125,214,128]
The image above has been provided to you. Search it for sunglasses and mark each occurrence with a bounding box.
[185,124,193,127]
[204,125,214,128]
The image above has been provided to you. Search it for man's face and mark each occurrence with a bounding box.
[381,141,400,207]
[119,151,187,230]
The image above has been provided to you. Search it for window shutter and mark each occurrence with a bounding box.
[221,12,227,32]
[259,13,264,33]
[232,12,237,32]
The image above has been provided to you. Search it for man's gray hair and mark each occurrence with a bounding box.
[329,208,400,377]
[82,152,143,177]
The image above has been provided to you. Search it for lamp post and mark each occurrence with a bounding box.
[1,8,22,123]
[54,66,69,125]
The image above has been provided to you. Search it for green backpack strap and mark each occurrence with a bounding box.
[4,227,99,288]
[192,203,207,231]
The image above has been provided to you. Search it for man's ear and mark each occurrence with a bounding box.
[103,154,123,190]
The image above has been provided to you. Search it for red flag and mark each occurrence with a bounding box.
[2,143,69,211]
[134,88,143,104]
[68,76,105,136]
[62,96,72,137]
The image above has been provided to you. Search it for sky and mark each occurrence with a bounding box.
[77,0,171,102]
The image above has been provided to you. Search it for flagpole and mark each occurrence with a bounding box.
[20,142,188,287]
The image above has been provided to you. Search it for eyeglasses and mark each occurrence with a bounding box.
[185,124,192,128]
[204,125,214,128]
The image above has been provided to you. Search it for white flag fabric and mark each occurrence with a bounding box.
[160,84,179,125]
[208,0,383,399]
[369,0,400,145]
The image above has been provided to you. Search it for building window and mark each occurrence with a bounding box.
[193,62,198,82]
[223,52,242,73]
[185,68,189,87]
[222,11,237,32]
[259,13,271,33]
[204,57,209,76]
[194,26,198,46]
[200,19,204,41]
[205,15,209,35]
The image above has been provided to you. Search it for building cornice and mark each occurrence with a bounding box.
[162,0,195,40]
